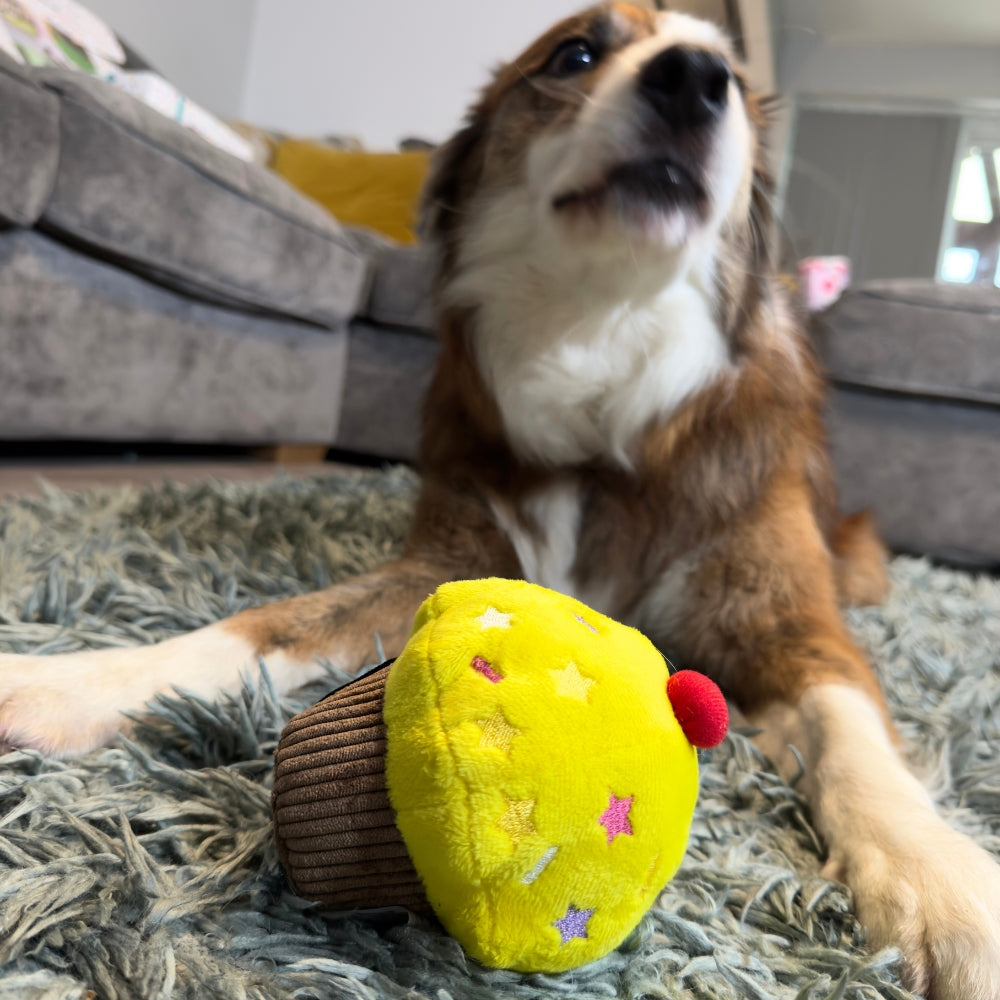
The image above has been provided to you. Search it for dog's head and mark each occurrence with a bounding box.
[424,3,771,315]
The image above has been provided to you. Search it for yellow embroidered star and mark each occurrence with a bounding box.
[640,853,662,896]
[475,606,512,630]
[498,797,536,844]
[477,708,519,752]
[549,661,594,701]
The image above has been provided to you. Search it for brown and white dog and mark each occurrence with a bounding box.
[2,4,999,995]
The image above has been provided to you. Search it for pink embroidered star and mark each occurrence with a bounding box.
[471,655,503,683]
[554,904,594,944]
[599,793,634,843]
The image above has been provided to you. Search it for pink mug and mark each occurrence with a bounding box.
[798,256,851,312]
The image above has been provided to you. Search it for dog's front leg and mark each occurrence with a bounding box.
[750,675,1000,1000]
[0,556,455,758]
[674,496,1000,1000]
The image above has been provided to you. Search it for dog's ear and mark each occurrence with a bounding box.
[418,100,490,243]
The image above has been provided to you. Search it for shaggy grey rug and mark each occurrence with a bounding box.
[0,467,998,1000]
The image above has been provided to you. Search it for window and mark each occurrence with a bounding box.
[941,246,980,283]
[952,153,993,224]
[939,128,1000,287]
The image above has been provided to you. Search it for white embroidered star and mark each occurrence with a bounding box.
[550,661,595,701]
[475,606,512,630]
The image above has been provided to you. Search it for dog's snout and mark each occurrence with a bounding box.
[639,46,731,129]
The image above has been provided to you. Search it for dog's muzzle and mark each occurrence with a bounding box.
[639,46,731,131]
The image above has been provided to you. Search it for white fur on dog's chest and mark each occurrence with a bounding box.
[475,280,730,466]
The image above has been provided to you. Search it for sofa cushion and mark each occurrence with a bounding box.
[815,279,1000,568]
[361,243,436,333]
[815,280,1000,406]
[827,386,1000,569]
[0,53,368,329]
[0,55,60,227]
[335,321,438,460]
[0,229,347,445]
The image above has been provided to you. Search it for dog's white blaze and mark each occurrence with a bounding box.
[490,482,582,595]
[634,551,700,643]
[752,684,1000,998]
[536,284,729,465]
[473,274,730,467]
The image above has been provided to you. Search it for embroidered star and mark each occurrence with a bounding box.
[521,846,558,885]
[471,655,503,683]
[549,661,594,701]
[478,708,519,751]
[497,797,536,845]
[599,793,634,843]
[554,904,594,944]
[476,606,512,630]
[640,854,662,896]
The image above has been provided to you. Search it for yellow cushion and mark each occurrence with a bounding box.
[384,578,699,973]
[271,142,428,244]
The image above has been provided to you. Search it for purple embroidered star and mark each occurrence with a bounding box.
[554,904,594,943]
[599,793,634,843]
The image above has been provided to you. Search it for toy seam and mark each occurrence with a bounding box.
[424,606,493,943]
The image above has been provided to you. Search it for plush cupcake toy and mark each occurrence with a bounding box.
[272,578,728,973]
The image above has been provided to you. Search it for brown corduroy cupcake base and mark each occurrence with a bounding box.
[271,662,430,912]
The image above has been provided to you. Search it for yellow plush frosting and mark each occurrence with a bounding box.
[383,578,699,972]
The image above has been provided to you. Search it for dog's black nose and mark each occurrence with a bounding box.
[639,46,731,129]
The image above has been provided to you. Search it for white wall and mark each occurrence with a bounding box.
[817,0,1000,48]
[239,0,587,149]
[83,0,637,148]
[774,0,1000,105]
[82,0,776,152]
[779,37,1000,106]
[84,0,258,119]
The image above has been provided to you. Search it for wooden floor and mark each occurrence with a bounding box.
[0,460,343,498]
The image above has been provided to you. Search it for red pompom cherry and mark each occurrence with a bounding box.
[666,670,729,749]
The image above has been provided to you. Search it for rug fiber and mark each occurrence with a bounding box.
[1,467,998,1000]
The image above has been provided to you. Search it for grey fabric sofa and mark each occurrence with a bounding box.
[814,280,1000,569]
[5,54,999,567]
[0,51,438,458]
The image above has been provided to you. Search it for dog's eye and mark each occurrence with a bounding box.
[544,38,597,77]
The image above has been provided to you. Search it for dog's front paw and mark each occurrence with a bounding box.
[0,652,131,757]
[830,821,1000,1000]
